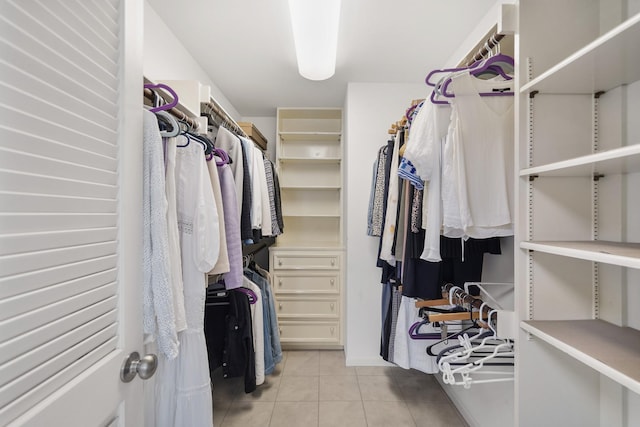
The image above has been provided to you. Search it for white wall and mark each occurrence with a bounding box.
[344,82,429,365]
[143,1,241,120]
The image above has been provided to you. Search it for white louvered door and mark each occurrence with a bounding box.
[0,0,145,426]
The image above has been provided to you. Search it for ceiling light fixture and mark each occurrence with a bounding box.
[287,0,341,81]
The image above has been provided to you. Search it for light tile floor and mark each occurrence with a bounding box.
[212,350,468,427]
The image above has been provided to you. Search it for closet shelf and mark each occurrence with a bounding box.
[279,157,341,164]
[521,320,640,394]
[279,132,342,141]
[519,143,640,176]
[520,13,640,95]
[521,240,640,268]
[283,214,341,218]
[273,243,344,251]
[280,185,341,190]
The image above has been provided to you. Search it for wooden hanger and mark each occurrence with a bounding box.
[427,310,487,323]
[415,298,450,308]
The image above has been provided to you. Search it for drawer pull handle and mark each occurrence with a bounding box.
[278,260,282,266]
[279,303,282,310]
[330,259,335,266]
[279,328,282,335]
[330,303,335,310]
[330,327,335,334]
[279,280,282,287]
[330,279,335,285]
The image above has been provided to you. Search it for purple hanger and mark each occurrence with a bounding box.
[430,90,449,105]
[235,287,257,304]
[425,53,514,87]
[439,74,513,99]
[427,54,514,104]
[408,320,442,340]
[440,54,514,98]
[144,83,179,113]
[425,66,469,87]
[214,148,230,166]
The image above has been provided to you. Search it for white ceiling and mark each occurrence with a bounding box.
[149,0,498,116]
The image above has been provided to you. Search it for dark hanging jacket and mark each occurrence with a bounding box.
[204,287,256,393]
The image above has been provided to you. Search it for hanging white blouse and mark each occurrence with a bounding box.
[250,144,263,230]
[448,72,514,238]
[207,159,230,275]
[243,277,265,386]
[216,126,244,213]
[164,136,187,334]
[142,110,179,359]
[403,101,451,262]
[441,109,466,239]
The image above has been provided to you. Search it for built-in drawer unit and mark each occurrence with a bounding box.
[275,296,340,319]
[272,253,340,270]
[270,248,343,348]
[278,321,340,344]
[273,273,339,294]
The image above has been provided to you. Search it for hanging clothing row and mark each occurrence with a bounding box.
[369,46,514,368]
[141,82,283,427]
[204,260,283,394]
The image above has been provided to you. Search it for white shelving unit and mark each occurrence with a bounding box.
[516,1,640,426]
[520,13,640,95]
[520,241,640,268]
[521,320,640,395]
[270,108,344,349]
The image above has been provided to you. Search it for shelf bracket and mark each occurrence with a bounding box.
[528,175,539,182]
[593,173,605,181]
[594,91,606,99]
[529,90,539,99]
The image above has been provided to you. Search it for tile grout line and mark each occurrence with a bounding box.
[355,374,370,427]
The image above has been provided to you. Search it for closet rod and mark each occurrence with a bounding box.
[201,99,248,138]
[464,32,505,67]
[143,87,199,130]
[442,283,494,330]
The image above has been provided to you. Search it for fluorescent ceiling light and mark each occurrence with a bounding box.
[287,0,341,81]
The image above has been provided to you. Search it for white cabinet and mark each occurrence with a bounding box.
[270,249,343,348]
[270,108,344,349]
[516,1,640,425]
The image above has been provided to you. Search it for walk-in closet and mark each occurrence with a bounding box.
[1,0,639,426]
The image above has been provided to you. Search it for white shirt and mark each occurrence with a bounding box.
[449,72,514,238]
[243,277,265,386]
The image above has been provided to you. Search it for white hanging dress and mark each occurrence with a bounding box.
[156,136,219,427]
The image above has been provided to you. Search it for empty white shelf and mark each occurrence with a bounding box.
[283,214,341,218]
[279,132,342,141]
[521,13,640,94]
[520,240,640,269]
[521,320,640,394]
[519,144,640,176]
[280,185,341,190]
[279,157,341,164]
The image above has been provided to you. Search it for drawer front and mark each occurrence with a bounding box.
[275,296,339,318]
[273,253,340,270]
[273,273,339,294]
[278,321,340,343]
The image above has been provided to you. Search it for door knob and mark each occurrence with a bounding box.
[120,351,158,383]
